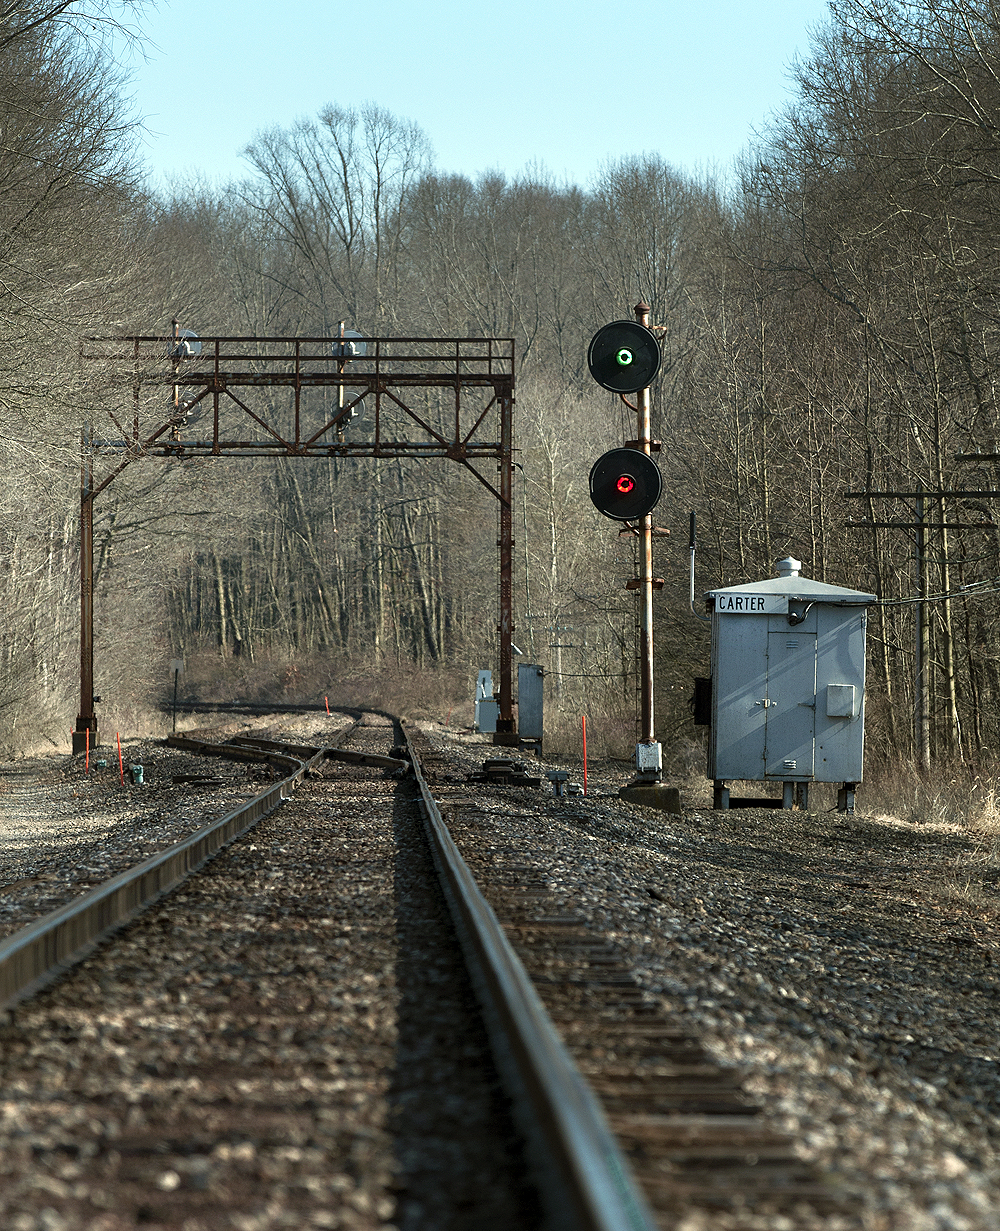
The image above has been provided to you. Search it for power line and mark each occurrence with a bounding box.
[875,578,1000,606]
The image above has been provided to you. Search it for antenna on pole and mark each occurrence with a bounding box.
[689,512,710,623]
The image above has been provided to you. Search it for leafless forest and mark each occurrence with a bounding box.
[4,0,1000,777]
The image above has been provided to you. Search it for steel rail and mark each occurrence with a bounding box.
[220,734,407,772]
[0,741,326,1012]
[401,720,657,1231]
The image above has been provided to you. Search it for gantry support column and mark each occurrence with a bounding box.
[494,383,517,744]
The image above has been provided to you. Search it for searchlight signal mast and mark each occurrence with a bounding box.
[587,304,677,811]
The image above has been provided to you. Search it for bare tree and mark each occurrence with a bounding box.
[240,103,432,333]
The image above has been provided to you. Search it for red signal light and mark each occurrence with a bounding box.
[589,448,662,520]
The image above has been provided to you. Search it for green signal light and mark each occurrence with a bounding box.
[615,348,634,367]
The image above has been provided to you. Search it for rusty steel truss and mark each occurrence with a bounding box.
[76,333,517,751]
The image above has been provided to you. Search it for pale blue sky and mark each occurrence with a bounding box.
[124,0,832,191]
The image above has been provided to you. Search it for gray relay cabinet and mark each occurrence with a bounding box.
[706,557,875,811]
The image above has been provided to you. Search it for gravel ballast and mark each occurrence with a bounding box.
[0,716,352,942]
[426,724,1000,1229]
[0,717,537,1231]
[1,715,999,1228]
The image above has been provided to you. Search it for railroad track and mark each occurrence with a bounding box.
[406,727,850,1229]
[0,711,850,1229]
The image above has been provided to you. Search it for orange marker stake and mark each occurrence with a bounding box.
[324,696,330,716]
[117,732,125,785]
[582,715,588,796]
[85,727,90,775]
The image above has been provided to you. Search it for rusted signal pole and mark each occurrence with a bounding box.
[634,301,657,757]
[586,305,676,807]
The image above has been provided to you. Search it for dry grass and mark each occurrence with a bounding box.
[936,806,1000,912]
[855,758,1000,915]
[173,650,470,723]
[543,709,635,760]
[861,758,1000,829]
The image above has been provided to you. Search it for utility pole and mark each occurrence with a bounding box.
[73,429,98,755]
[845,484,999,768]
[336,320,346,443]
[915,486,931,771]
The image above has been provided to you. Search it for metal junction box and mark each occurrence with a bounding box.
[706,557,875,810]
[475,669,498,734]
[517,663,544,744]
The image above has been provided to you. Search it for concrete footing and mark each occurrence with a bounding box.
[618,782,682,815]
[72,729,99,756]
